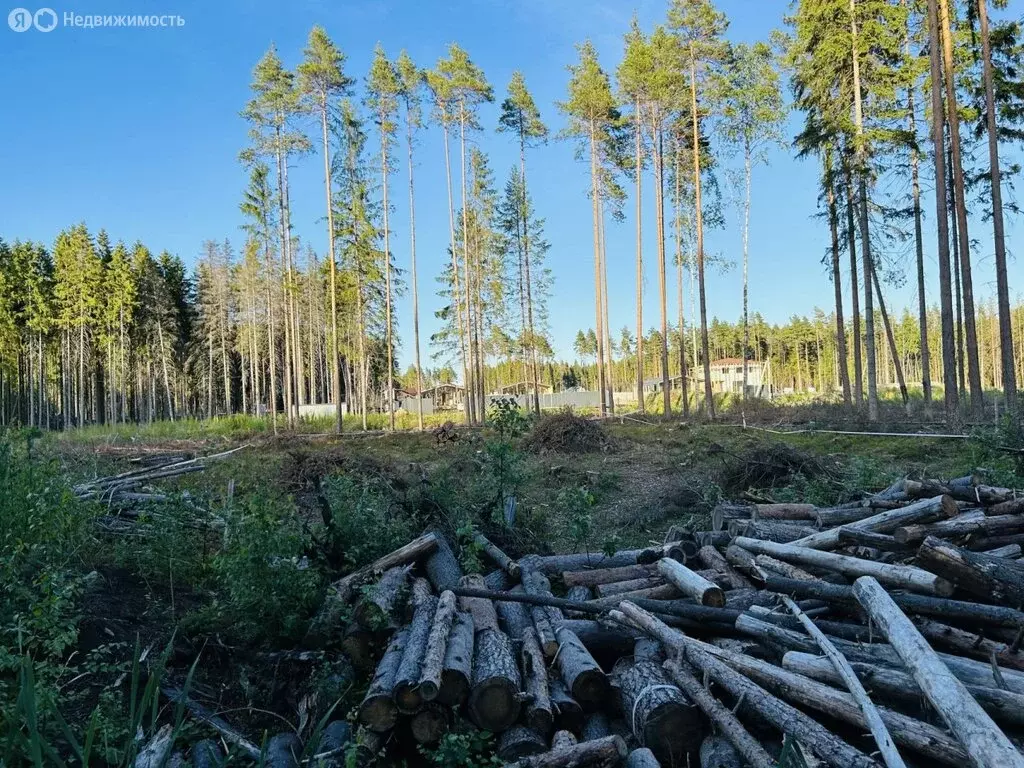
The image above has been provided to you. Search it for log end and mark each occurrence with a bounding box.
[410,702,449,744]
[468,677,522,733]
[358,695,397,734]
[701,587,726,608]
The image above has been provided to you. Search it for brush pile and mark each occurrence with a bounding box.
[157,473,1024,767]
[523,412,611,455]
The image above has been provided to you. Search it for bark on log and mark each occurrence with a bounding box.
[550,678,585,735]
[438,611,474,707]
[586,583,680,610]
[625,748,660,768]
[754,554,818,581]
[947,484,1015,505]
[558,619,640,659]
[965,533,1024,551]
[354,565,409,630]
[694,531,732,549]
[563,564,656,588]
[614,658,704,765]
[916,535,1024,606]
[793,495,957,550]
[135,726,174,768]
[733,536,954,595]
[895,511,1024,545]
[419,590,457,701]
[782,651,1024,728]
[469,627,522,732]
[161,686,260,760]
[524,570,560,656]
[663,659,773,768]
[425,535,463,592]
[913,617,1024,671]
[332,532,439,601]
[753,503,818,521]
[474,532,522,578]
[761,574,1024,628]
[358,628,408,732]
[723,588,777,611]
[697,546,753,590]
[498,727,549,762]
[732,520,819,543]
[723,545,765,583]
[581,712,611,741]
[522,626,554,735]
[410,703,449,744]
[458,574,500,632]
[512,735,628,768]
[780,596,905,768]
[989,497,1024,516]
[565,586,594,617]
[657,558,725,607]
[552,731,578,751]
[614,602,879,768]
[852,576,1024,768]
[638,541,689,564]
[486,568,517,591]
[595,576,665,598]
[190,740,224,768]
[394,585,437,714]
[981,543,1022,558]
[634,637,665,663]
[531,551,644,575]
[498,586,534,644]
[712,503,753,532]
[837,528,912,553]
[699,736,743,768]
[555,626,610,710]
[817,506,884,528]
[310,721,351,768]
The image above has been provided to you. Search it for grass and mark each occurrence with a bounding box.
[5,404,1024,764]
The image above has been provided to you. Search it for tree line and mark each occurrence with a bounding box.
[0,0,1020,429]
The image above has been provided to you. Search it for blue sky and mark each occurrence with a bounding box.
[0,0,1020,370]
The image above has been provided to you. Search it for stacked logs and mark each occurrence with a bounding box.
[167,474,1024,767]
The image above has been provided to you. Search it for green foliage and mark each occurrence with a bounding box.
[456,521,485,574]
[557,486,596,552]
[420,730,501,768]
[487,399,530,439]
[321,473,418,571]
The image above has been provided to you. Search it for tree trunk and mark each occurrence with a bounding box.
[690,50,714,418]
[320,102,342,433]
[742,140,752,401]
[515,736,627,768]
[826,153,852,406]
[845,167,864,405]
[635,99,645,413]
[589,121,607,418]
[441,120,472,427]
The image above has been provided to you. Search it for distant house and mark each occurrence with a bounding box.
[499,381,553,396]
[422,383,466,411]
[643,374,684,394]
[692,358,770,397]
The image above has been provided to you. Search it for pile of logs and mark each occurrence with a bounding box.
[166,473,1024,767]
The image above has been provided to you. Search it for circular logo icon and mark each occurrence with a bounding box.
[34,7,57,31]
[8,7,33,31]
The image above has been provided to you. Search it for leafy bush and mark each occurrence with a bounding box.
[320,473,418,571]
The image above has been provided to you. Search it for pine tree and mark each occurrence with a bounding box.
[498,71,548,414]
[559,41,620,418]
[366,44,402,430]
[299,25,352,431]
[718,40,786,401]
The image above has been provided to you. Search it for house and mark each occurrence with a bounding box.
[421,383,466,411]
[643,374,685,394]
[499,381,553,396]
[692,358,770,397]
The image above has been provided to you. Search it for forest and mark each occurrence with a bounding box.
[1,0,1022,434]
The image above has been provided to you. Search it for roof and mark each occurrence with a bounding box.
[711,358,746,366]
[422,383,465,393]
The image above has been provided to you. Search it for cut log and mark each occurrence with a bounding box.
[634,637,664,663]
[780,595,905,768]
[358,627,409,732]
[340,624,377,671]
[524,570,560,656]
[625,748,660,768]
[469,627,522,732]
[699,736,743,768]
[614,658,705,765]
[733,536,954,595]
[393,582,437,714]
[552,731,578,751]
[947,483,1016,505]
[723,588,777,611]
[586,583,680,609]
[638,541,689,564]
[657,559,725,607]
[354,565,409,630]
[190,740,224,768]
[988,497,1024,516]
[558,619,640,659]
[896,511,1024,545]
[498,726,549,762]
[438,610,474,707]
[694,531,731,548]
[498,586,534,644]
[419,590,457,701]
[581,712,611,741]
[723,544,764,582]
[753,503,818,521]
[310,721,351,768]
[685,638,969,768]
[792,495,957,550]
[754,554,817,581]
[981,543,1022,558]
[531,550,644,575]
[486,568,517,591]
[135,725,174,768]
[761,574,1024,628]
[663,659,773,768]
[458,574,500,632]
[425,535,463,592]
[522,626,554,734]
[595,576,665,598]
[916,535,1024,606]
[332,532,439,601]
[513,735,628,768]
[263,733,301,768]
[913,617,1024,671]
[731,520,819,543]
[837,528,912,553]
[817,506,882,528]
[614,602,879,768]
[409,702,449,744]
[474,532,522,578]
[550,678,585,735]
[565,585,594,617]
[853,575,1024,768]
[697,546,753,590]
[712,503,753,532]
[563,564,656,588]
[782,651,1024,728]
[555,626,610,710]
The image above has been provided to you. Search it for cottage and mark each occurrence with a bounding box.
[499,381,553,396]
[692,358,770,397]
[421,383,466,411]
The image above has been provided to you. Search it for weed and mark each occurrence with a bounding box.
[420,730,501,768]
